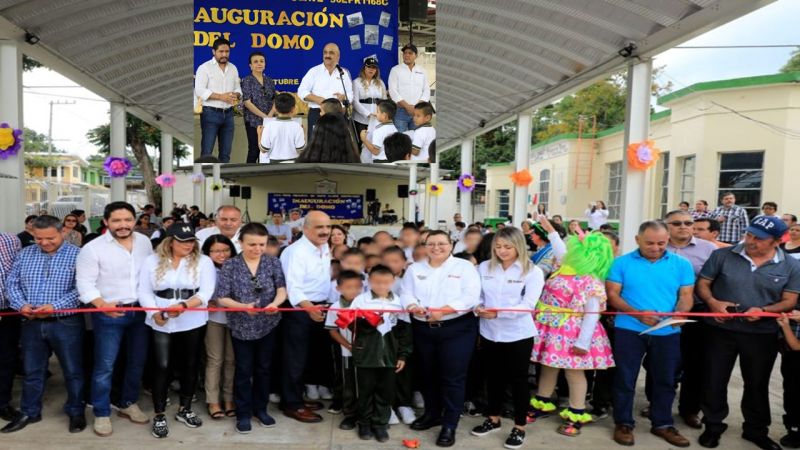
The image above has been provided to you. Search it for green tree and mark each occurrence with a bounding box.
[23,55,42,72]
[23,127,66,153]
[438,123,517,180]
[781,47,800,73]
[86,113,189,205]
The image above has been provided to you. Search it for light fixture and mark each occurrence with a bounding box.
[618,43,637,58]
[24,32,40,45]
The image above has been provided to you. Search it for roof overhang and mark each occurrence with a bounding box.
[437,0,776,152]
[195,163,432,181]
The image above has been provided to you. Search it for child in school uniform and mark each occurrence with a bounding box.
[325,270,364,431]
[329,248,369,303]
[338,265,412,442]
[259,93,305,163]
[359,100,398,163]
[410,101,436,163]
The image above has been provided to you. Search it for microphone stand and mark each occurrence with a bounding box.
[336,65,361,150]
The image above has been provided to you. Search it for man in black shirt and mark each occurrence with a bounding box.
[17,216,36,248]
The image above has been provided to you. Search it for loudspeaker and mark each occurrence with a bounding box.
[397,185,409,198]
[400,0,427,21]
[366,189,377,202]
[229,185,240,198]
[241,186,251,200]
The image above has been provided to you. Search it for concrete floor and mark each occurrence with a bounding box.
[0,357,787,450]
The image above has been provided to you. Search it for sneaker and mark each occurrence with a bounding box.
[398,406,417,425]
[328,402,343,415]
[118,403,149,424]
[590,405,610,421]
[388,409,400,425]
[318,386,333,400]
[269,393,281,404]
[305,385,320,401]
[175,408,202,428]
[504,428,526,449]
[235,418,252,434]
[471,418,501,436]
[464,401,481,417]
[93,417,113,437]
[412,391,425,409]
[255,411,276,428]
[151,414,169,439]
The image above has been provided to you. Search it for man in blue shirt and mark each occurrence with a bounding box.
[1,216,85,434]
[606,221,694,447]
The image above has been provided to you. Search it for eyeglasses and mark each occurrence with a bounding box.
[251,276,263,293]
[667,221,694,227]
[425,242,451,248]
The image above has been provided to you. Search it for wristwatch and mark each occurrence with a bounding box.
[160,311,170,321]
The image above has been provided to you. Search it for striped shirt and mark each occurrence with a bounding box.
[0,233,21,310]
[710,205,749,244]
[6,242,81,316]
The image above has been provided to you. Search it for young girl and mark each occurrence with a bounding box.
[529,232,615,436]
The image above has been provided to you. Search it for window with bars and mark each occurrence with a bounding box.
[539,169,550,213]
[497,189,510,219]
[718,152,764,218]
[607,162,622,220]
[680,156,695,203]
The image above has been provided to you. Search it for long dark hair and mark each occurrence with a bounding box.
[201,234,238,268]
[297,113,359,163]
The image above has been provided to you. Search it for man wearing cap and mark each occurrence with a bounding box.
[388,43,430,132]
[298,43,354,142]
[696,215,800,450]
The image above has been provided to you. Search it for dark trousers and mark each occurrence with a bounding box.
[589,318,615,409]
[678,320,706,416]
[394,321,413,408]
[245,123,260,164]
[782,345,800,430]
[199,107,235,163]
[465,337,487,407]
[0,313,21,409]
[332,349,357,416]
[306,108,320,143]
[701,326,778,437]
[412,314,478,429]
[232,332,276,419]
[356,367,395,427]
[484,336,534,426]
[354,121,368,147]
[20,315,84,418]
[151,326,205,413]
[281,309,322,410]
[613,328,681,428]
[303,318,333,388]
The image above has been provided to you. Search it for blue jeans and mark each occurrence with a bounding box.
[232,332,275,419]
[90,311,149,417]
[200,107,235,163]
[613,328,681,429]
[20,314,84,417]
[394,107,416,133]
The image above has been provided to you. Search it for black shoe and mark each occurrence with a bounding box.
[699,430,721,448]
[410,414,442,431]
[436,426,456,447]
[0,405,21,422]
[255,411,276,428]
[742,434,782,450]
[0,414,41,433]
[339,415,358,431]
[235,417,252,434]
[151,414,169,439]
[504,428,526,449]
[782,429,800,448]
[69,414,87,433]
[372,425,389,442]
[358,423,374,440]
[471,418,501,436]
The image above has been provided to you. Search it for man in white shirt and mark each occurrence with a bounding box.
[194,38,242,163]
[297,43,354,142]
[266,211,292,247]
[388,43,430,132]
[286,209,305,242]
[75,202,154,437]
[279,210,332,423]
[196,205,243,252]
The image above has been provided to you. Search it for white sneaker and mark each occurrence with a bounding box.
[398,406,417,425]
[388,409,400,425]
[305,384,320,400]
[269,393,281,404]
[318,385,333,400]
[413,391,425,409]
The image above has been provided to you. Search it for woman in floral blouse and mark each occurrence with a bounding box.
[213,222,285,434]
[241,51,276,163]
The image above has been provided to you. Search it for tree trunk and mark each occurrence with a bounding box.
[129,129,158,206]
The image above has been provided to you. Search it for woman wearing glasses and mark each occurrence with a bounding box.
[201,234,238,420]
[400,230,481,447]
[213,223,286,434]
[62,214,83,246]
[241,51,276,163]
[138,223,217,438]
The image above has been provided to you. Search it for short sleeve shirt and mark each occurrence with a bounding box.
[411,124,435,162]
[367,122,398,161]
[261,117,305,161]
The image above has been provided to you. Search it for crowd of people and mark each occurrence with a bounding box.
[1,192,800,450]
[195,39,434,164]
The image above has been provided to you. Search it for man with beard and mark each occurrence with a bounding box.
[76,202,153,437]
[194,38,242,163]
[279,211,332,423]
[298,43,353,141]
[388,43,430,132]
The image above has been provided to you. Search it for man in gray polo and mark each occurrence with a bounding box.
[697,215,800,450]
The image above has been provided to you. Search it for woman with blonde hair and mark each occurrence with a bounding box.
[138,223,216,438]
[62,213,83,246]
[352,57,387,147]
[471,227,545,449]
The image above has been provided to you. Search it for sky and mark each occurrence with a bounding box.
[21,0,800,163]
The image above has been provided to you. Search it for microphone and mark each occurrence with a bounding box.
[335,64,344,74]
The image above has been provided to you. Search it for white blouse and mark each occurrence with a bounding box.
[352,77,387,125]
[400,256,481,321]
[478,260,544,343]
[138,254,216,333]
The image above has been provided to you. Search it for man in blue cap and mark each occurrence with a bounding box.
[696,215,800,450]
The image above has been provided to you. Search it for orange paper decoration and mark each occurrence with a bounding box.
[627,140,661,171]
[509,168,534,187]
